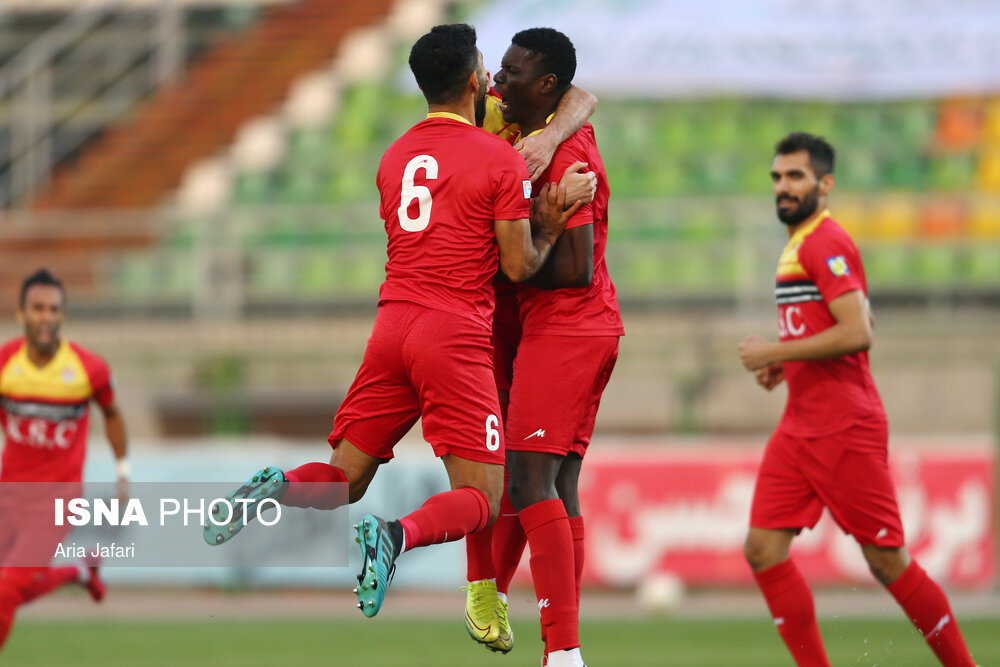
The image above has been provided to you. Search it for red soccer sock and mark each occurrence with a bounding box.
[465,522,495,582]
[753,559,831,667]
[17,567,80,604]
[569,515,585,609]
[282,462,348,509]
[520,498,578,653]
[493,488,527,595]
[887,560,976,667]
[399,487,490,552]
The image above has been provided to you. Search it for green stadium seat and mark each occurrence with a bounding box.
[927,153,976,191]
[862,245,912,287]
[962,245,1000,284]
[233,171,273,206]
[913,245,959,285]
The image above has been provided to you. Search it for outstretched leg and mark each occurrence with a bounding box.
[864,545,976,667]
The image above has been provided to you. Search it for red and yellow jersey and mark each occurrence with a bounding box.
[516,123,624,337]
[377,113,531,331]
[0,338,113,482]
[774,211,885,436]
[482,89,522,146]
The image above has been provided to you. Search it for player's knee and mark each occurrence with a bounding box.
[863,547,908,586]
[346,478,371,504]
[743,533,783,572]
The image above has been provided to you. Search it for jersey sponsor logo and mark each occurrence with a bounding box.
[524,428,546,440]
[826,255,849,277]
[775,279,822,306]
[522,179,532,199]
[777,306,806,338]
[5,414,79,449]
[1,398,87,421]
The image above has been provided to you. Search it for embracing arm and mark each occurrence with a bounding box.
[738,290,872,372]
[523,223,594,289]
[496,183,581,283]
[516,85,598,180]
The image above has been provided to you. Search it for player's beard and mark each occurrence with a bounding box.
[776,184,820,226]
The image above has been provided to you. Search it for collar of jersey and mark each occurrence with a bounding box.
[788,208,830,244]
[16,338,68,373]
[524,113,557,138]
[426,112,472,125]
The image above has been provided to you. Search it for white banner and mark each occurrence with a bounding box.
[471,0,1000,99]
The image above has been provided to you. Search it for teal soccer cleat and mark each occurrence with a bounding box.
[203,466,286,546]
[353,514,400,618]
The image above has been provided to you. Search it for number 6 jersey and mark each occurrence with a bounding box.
[376,113,531,331]
[0,337,114,482]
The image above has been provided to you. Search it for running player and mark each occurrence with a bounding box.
[0,269,129,652]
[739,132,978,667]
[483,28,623,667]
[206,23,581,619]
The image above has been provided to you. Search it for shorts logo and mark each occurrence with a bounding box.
[537,598,550,611]
[522,179,532,199]
[876,527,888,540]
[826,255,849,277]
[524,429,546,440]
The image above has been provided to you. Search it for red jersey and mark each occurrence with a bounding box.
[0,338,114,482]
[774,211,885,436]
[377,113,531,331]
[517,124,624,337]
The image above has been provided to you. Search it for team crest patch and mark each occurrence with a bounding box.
[522,180,532,199]
[61,367,77,383]
[826,255,849,277]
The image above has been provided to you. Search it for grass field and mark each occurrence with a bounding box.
[5,616,1000,666]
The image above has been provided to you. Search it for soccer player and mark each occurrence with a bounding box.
[0,269,129,652]
[205,23,581,619]
[475,28,623,667]
[462,53,598,656]
[738,132,978,667]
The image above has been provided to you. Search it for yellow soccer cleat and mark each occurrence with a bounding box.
[486,595,514,654]
[461,580,501,645]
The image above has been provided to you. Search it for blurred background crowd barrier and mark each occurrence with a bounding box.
[0,0,997,590]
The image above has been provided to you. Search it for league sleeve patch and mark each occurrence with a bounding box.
[826,255,849,277]
[522,179,533,199]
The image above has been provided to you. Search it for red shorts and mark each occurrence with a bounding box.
[329,302,504,465]
[749,420,905,546]
[506,335,619,458]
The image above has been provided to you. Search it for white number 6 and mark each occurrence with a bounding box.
[397,154,438,232]
[485,414,500,452]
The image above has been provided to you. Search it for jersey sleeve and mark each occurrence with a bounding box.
[799,229,866,303]
[75,346,115,408]
[543,139,593,231]
[490,145,532,220]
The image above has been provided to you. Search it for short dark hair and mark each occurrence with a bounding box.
[511,27,576,93]
[408,23,478,105]
[775,132,836,178]
[20,268,64,307]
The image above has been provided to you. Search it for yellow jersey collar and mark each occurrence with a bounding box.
[426,112,472,125]
[789,208,830,244]
[525,113,557,138]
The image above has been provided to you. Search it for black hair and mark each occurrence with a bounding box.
[408,23,478,105]
[775,132,836,178]
[510,27,576,92]
[20,268,64,307]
